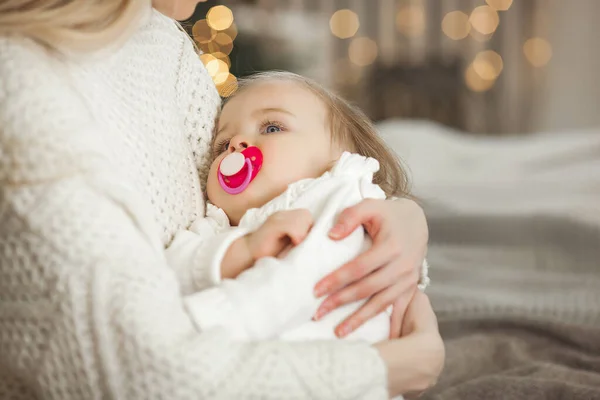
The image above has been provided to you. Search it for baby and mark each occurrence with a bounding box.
[167,71,429,344]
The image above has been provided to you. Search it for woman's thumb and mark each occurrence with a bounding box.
[401,291,437,336]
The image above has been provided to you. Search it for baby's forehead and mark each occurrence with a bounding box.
[218,80,327,123]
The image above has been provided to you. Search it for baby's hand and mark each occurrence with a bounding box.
[221,209,313,279]
[245,209,314,259]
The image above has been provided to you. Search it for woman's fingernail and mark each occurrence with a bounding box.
[337,323,352,338]
[329,225,345,239]
[314,306,328,320]
[313,310,321,320]
[314,283,328,298]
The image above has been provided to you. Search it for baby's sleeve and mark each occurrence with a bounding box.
[165,206,249,294]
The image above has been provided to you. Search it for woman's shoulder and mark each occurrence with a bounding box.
[0,36,63,82]
[0,37,106,184]
[0,36,84,133]
[0,36,84,108]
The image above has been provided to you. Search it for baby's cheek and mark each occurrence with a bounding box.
[206,167,242,221]
[205,167,220,203]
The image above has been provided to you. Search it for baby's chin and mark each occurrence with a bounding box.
[216,190,278,226]
[221,204,245,226]
[209,172,288,224]
[209,194,254,226]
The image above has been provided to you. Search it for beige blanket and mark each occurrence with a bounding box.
[425,319,600,400]
[378,120,600,398]
[422,213,600,400]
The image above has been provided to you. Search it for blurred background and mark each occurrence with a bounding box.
[185,0,599,135]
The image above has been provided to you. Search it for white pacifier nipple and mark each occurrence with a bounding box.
[219,152,245,176]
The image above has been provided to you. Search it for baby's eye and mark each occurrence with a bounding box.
[214,139,230,155]
[265,124,281,134]
[221,140,231,152]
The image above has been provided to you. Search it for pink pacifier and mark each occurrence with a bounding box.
[218,146,263,195]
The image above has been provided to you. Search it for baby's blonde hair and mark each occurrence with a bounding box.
[0,0,150,52]
[224,71,410,198]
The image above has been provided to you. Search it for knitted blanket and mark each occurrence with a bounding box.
[377,120,600,399]
[422,212,600,400]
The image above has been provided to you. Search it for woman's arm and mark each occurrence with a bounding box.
[0,47,388,400]
[375,291,445,397]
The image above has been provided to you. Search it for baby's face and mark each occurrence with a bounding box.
[207,80,341,225]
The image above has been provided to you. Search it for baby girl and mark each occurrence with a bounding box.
[167,71,429,344]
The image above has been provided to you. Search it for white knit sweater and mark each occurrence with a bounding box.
[0,10,387,400]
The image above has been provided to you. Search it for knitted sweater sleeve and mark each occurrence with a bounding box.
[165,220,248,294]
[0,47,387,400]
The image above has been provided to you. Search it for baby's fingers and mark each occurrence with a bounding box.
[284,209,313,245]
[265,209,313,245]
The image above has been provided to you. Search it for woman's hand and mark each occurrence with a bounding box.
[313,198,428,337]
[375,291,444,397]
[221,209,313,279]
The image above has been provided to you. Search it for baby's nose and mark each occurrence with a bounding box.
[228,136,249,152]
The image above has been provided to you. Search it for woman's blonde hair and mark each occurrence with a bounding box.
[224,71,410,198]
[0,0,151,52]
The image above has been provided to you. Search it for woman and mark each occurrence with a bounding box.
[0,1,444,399]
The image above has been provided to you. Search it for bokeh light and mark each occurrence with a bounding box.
[212,52,231,68]
[197,40,220,54]
[213,32,234,55]
[473,50,504,80]
[192,19,216,44]
[442,11,471,40]
[222,22,238,41]
[207,59,230,85]
[465,63,496,92]
[199,53,218,71]
[196,4,238,95]
[206,5,234,31]
[469,5,499,35]
[396,5,426,37]
[485,0,513,11]
[470,30,493,42]
[348,37,378,67]
[203,57,220,77]
[217,74,238,97]
[523,37,552,67]
[330,9,360,39]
